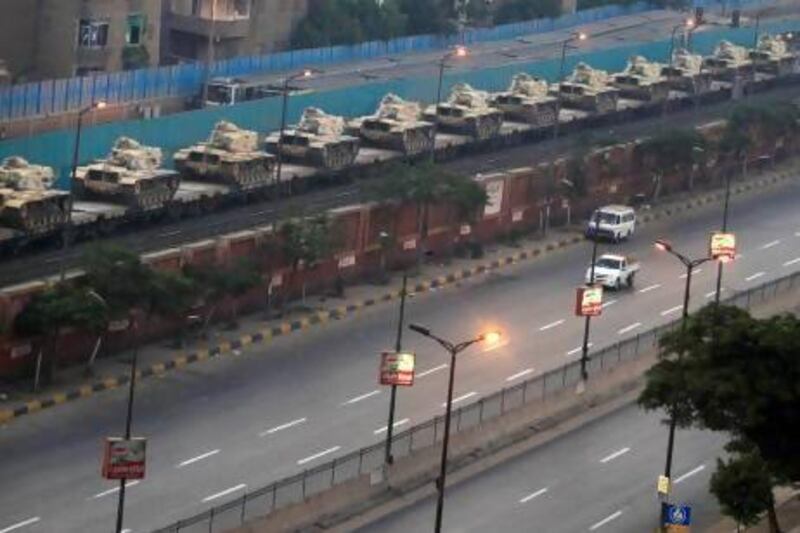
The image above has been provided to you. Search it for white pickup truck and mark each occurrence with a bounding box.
[585,254,640,289]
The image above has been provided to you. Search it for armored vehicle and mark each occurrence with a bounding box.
[265,107,360,170]
[0,157,69,234]
[661,48,714,94]
[702,41,753,80]
[489,74,559,127]
[76,137,180,210]
[555,63,619,113]
[348,94,435,155]
[750,35,797,76]
[612,56,670,102]
[174,121,276,190]
[424,83,504,140]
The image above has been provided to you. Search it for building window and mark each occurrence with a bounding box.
[78,19,109,48]
[126,14,146,45]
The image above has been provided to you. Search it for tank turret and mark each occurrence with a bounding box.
[702,41,753,80]
[613,56,670,102]
[174,121,276,190]
[347,94,435,155]
[0,158,69,234]
[76,137,180,211]
[750,34,797,76]
[265,108,360,170]
[661,49,714,94]
[555,63,619,113]
[489,74,559,127]
[424,83,504,140]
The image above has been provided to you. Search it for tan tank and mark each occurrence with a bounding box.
[76,137,180,211]
[489,74,559,127]
[0,157,69,234]
[424,83,504,140]
[348,94,435,155]
[174,121,276,189]
[612,56,670,102]
[555,63,619,113]
[750,35,797,76]
[265,107,360,170]
[661,48,714,94]
[702,41,753,80]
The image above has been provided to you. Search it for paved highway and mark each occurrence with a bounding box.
[0,160,798,531]
[359,403,728,533]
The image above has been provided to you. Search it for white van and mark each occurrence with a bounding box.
[585,205,636,242]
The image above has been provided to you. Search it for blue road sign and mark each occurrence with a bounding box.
[662,503,692,526]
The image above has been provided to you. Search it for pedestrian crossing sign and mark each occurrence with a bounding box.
[662,503,691,531]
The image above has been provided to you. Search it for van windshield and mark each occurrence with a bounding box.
[593,212,619,225]
[596,257,622,269]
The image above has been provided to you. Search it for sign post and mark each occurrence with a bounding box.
[575,285,603,317]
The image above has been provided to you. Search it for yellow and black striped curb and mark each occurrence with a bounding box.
[0,167,794,424]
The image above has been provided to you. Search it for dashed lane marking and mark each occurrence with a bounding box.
[260,417,307,437]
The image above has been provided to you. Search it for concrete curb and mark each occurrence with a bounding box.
[0,165,796,425]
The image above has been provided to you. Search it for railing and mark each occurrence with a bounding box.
[151,269,800,532]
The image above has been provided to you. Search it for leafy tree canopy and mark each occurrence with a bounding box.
[81,244,156,317]
[15,284,107,337]
[639,128,707,174]
[710,445,777,528]
[279,215,336,270]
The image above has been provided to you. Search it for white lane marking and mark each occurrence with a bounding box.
[761,239,780,249]
[589,510,623,531]
[679,268,702,279]
[374,418,410,435]
[177,449,220,468]
[90,480,140,499]
[599,447,631,463]
[661,305,682,316]
[539,319,565,331]
[342,390,380,405]
[745,272,765,282]
[202,483,247,503]
[638,283,661,294]
[617,322,642,335]
[297,446,342,466]
[506,368,534,382]
[260,417,307,437]
[417,364,448,378]
[705,289,725,299]
[445,392,477,407]
[602,299,617,308]
[519,487,549,503]
[0,517,41,533]
[567,343,593,356]
[783,257,800,267]
[674,464,706,484]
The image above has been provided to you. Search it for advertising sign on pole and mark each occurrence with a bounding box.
[709,232,736,261]
[102,437,147,480]
[662,502,692,532]
[575,286,603,317]
[379,351,415,387]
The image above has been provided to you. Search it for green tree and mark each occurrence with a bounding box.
[145,270,198,346]
[495,0,561,24]
[184,259,260,330]
[638,128,707,199]
[279,215,336,306]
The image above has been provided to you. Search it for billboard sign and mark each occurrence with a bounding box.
[483,180,504,217]
[575,286,603,317]
[662,503,692,532]
[102,437,147,480]
[709,232,736,261]
[379,351,415,387]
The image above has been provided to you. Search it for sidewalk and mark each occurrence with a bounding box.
[0,161,798,424]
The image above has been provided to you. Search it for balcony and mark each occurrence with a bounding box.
[169,13,250,39]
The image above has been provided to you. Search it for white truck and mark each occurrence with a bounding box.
[585,253,639,290]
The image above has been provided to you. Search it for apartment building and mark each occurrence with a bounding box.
[165,0,309,63]
[0,0,162,81]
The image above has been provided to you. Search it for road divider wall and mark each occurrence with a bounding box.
[151,270,800,533]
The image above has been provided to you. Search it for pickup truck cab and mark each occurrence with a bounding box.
[585,253,639,289]
[586,205,636,242]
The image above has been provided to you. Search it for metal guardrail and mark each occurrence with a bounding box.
[151,269,800,532]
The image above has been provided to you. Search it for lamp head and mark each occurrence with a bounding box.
[577,31,588,41]
[482,331,502,344]
[408,323,430,336]
[94,101,107,110]
[654,239,672,252]
[686,18,695,29]
[454,45,468,58]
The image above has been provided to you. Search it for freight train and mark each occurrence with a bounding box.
[0,33,797,256]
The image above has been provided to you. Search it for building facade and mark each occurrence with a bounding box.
[0,0,162,82]
[165,0,309,64]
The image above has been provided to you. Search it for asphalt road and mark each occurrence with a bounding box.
[358,402,728,533]
[0,160,798,532]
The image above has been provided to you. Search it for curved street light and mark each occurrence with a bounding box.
[553,31,588,140]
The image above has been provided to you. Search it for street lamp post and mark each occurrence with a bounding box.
[714,170,733,306]
[60,100,106,282]
[579,235,600,385]
[275,69,314,193]
[384,272,408,465]
[432,45,468,159]
[653,240,713,501]
[114,317,141,533]
[408,324,499,533]
[201,0,218,106]
[553,32,587,141]
[668,19,695,64]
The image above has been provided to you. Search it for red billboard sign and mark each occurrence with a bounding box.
[575,286,603,317]
[379,351,415,387]
[710,232,736,261]
[102,437,147,480]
